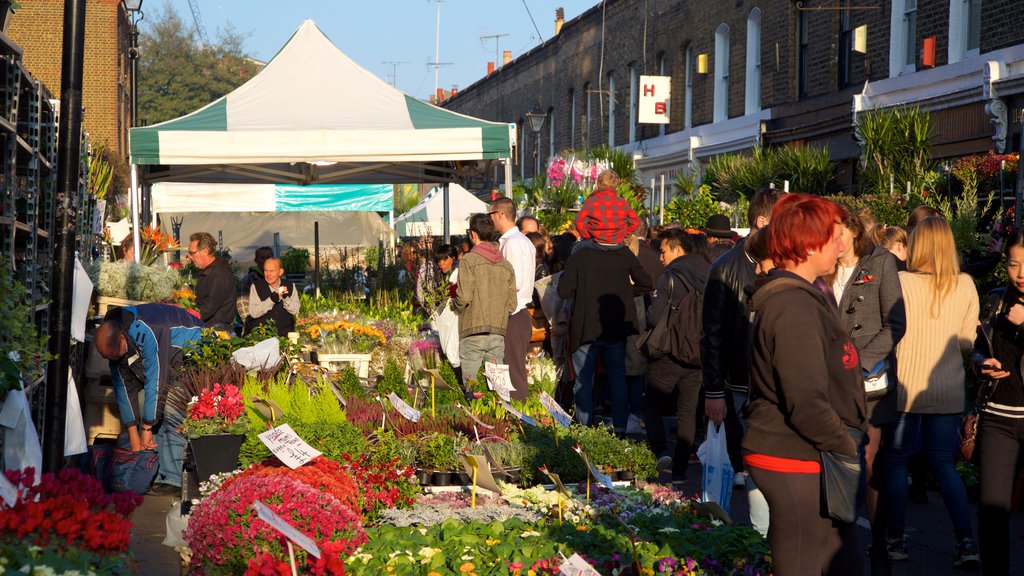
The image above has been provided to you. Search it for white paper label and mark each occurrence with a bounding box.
[388,392,421,423]
[500,400,536,426]
[258,423,322,469]
[559,553,602,576]
[539,391,572,429]
[484,361,515,402]
[574,445,614,489]
[252,501,321,558]
[457,403,494,429]
[0,473,17,507]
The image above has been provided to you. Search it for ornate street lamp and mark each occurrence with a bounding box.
[123,0,143,128]
[525,107,546,177]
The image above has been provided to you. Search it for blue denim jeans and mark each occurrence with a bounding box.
[571,339,627,430]
[155,403,186,488]
[884,412,973,541]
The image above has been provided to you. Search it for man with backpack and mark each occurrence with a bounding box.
[642,228,710,482]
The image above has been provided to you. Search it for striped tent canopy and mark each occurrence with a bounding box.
[129,19,515,185]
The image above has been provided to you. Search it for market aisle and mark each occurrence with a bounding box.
[129,494,181,575]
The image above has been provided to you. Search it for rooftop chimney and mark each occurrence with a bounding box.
[555,7,565,35]
[451,85,458,96]
[503,50,512,65]
[435,88,444,104]
[487,61,495,75]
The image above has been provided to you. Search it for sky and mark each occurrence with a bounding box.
[157,0,599,101]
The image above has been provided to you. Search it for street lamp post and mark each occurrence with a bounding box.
[525,108,546,178]
[124,0,143,128]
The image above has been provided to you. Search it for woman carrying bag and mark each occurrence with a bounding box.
[972,227,1024,576]
[743,194,866,576]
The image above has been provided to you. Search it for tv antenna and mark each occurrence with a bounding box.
[381,61,409,86]
[480,33,509,67]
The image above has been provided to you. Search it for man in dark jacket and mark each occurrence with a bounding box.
[94,304,204,495]
[644,228,710,481]
[189,231,238,331]
[558,197,652,433]
[700,187,782,534]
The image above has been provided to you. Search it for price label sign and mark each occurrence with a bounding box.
[484,361,515,401]
[388,392,421,423]
[559,553,602,576]
[0,473,17,508]
[258,423,322,469]
[500,400,536,426]
[572,445,614,489]
[539,391,572,429]
[252,501,321,558]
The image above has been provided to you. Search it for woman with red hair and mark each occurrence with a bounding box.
[743,193,867,576]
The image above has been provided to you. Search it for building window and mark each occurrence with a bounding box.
[548,108,555,163]
[951,0,983,62]
[628,64,638,143]
[745,8,762,114]
[684,45,693,129]
[798,11,809,99]
[714,24,730,122]
[658,53,667,136]
[608,73,616,147]
[569,89,576,149]
[903,0,917,72]
[837,4,853,89]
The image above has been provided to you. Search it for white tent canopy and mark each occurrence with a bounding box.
[393,184,488,237]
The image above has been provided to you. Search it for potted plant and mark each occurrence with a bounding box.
[419,434,458,486]
[280,247,310,282]
[181,383,249,483]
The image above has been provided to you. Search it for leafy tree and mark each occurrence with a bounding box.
[137,4,261,125]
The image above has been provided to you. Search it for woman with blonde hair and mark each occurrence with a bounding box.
[884,216,980,569]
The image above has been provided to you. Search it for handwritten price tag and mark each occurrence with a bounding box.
[388,392,421,423]
[0,473,17,508]
[559,553,601,576]
[258,423,322,469]
[252,501,321,558]
[539,391,572,429]
[484,362,515,401]
[500,400,536,426]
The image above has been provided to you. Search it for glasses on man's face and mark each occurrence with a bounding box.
[188,249,200,256]
[487,210,499,216]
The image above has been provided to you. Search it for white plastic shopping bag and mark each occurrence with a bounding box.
[231,337,281,371]
[432,301,460,368]
[697,421,733,513]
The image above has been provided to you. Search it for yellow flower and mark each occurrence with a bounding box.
[215,330,230,340]
[460,563,475,573]
[427,573,442,576]
[485,538,500,545]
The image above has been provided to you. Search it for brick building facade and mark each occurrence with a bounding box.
[442,0,1024,193]
[9,0,131,156]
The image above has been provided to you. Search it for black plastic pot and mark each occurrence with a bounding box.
[432,471,452,486]
[457,471,471,485]
[618,470,636,481]
[415,469,431,486]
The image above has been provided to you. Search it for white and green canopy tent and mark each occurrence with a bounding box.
[127,19,515,254]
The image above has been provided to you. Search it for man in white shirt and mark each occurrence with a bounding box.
[490,196,535,401]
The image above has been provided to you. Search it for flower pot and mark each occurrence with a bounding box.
[618,470,636,482]
[189,433,244,484]
[456,471,471,486]
[432,471,452,486]
[415,469,431,486]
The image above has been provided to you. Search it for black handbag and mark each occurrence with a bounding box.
[636,274,676,360]
[820,429,863,524]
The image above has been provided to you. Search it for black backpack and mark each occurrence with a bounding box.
[637,271,703,366]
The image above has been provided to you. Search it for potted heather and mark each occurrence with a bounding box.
[181,383,249,483]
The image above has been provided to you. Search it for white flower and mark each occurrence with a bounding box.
[7,351,19,363]
[520,530,541,537]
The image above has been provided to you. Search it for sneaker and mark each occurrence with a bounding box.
[733,472,747,488]
[147,483,181,497]
[886,537,908,561]
[657,455,673,472]
[626,414,646,435]
[953,538,980,570]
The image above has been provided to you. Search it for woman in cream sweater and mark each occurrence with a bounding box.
[885,216,980,569]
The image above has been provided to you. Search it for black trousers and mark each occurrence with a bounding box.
[977,412,1024,576]
[748,465,863,576]
[644,356,701,479]
[503,309,532,401]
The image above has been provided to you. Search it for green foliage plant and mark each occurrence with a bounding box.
[0,262,54,393]
[932,158,995,254]
[662,184,720,229]
[280,247,310,275]
[856,106,938,201]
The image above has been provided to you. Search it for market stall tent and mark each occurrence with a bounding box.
[127,19,515,253]
[393,184,488,237]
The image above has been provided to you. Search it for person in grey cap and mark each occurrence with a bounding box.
[704,214,736,262]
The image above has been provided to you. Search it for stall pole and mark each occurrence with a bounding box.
[504,158,513,197]
[659,174,665,226]
[443,182,451,244]
[1016,128,1024,229]
[43,0,87,473]
[130,164,141,261]
[314,221,321,299]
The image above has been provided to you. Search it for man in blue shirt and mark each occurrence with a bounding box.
[94,303,204,495]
